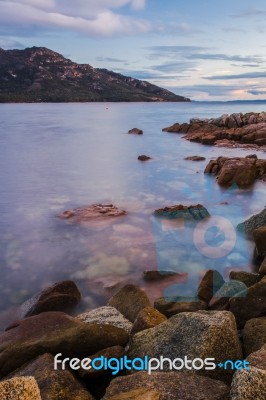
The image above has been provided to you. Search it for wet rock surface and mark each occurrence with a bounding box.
[153,204,210,221]
[58,204,127,223]
[163,112,266,149]
[14,280,81,320]
[154,297,207,317]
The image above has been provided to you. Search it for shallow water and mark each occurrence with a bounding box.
[0,102,266,329]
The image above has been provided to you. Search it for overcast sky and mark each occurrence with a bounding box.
[1,0,266,101]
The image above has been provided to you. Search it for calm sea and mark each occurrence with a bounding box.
[0,102,266,329]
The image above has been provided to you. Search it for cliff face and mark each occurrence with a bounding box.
[0,47,190,103]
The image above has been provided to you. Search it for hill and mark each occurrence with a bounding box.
[0,47,190,103]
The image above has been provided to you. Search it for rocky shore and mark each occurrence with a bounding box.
[0,268,265,399]
[163,112,266,149]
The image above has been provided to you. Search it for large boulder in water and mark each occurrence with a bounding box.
[153,204,210,221]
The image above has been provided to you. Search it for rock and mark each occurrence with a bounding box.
[15,280,81,319]
[128,311,242,381]
[237,208,266,236]
[78,346,125,379]
[229,271,261,288]
[0,377,41,400]
[259,257,266,275]
[247,343,266,370]
[246,154,258,159]
[243,317,266,356]
[198,270,225,303]
[185,156,206,161]
[230,366,266,400]
[131,306,167,335]
[154,297,207,317]
[76,306,133,334]
[103,371,230,400]
[138,155,151,161]
[0,311,128,376]
[163,112,266,149]
[153,204,210,221]
[108,285,151,323]
[142,270,179,281]
[5,353,94,400]
[106,388,160,400]
[253,226,266,257]
[209,281,247,310]
[204,157,258,187]
[58,204,127,223]
[128,128,143,135]
[229,276,266,328]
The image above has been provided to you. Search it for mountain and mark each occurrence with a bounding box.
[0,47,190,103]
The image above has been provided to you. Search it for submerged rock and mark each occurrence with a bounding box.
[153,204,210,221]
[185,155,206,161]
[142,270,179,281]
[58,203,127,223]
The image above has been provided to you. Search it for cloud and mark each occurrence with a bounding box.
[232,8,266,18]
[96,56,127,63]
[0,0,150,37]
[204,71,266,80]
[0,37,25,49]
[247,89,266,96]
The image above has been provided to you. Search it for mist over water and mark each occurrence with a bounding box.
[0,102,266,329]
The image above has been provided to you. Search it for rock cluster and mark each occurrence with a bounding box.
[163,112,266,148]
[58,203,127,223]
[153,204,210,221]
[204,156,266,187]
[0,276,265,399]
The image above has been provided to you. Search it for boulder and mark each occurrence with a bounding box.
[128,128,143,135]
[153,204,210,221]
[237,208,266,236]
[15,280,81,319]
[243,317,266,356]
[138,155,151,161]
[229,271,261,288]
[0,311,128,376]
[198,270,225,303]
[253,226,266,257]
[128,311,242,381]
[4,353,94,400]
[230,367,266,400]
[58,204,126,223]
[209,281,247,310]
[0,377,41,400]
[154,297,207,317]
[247,343,266,370]
[103,371,230,400]
[108,285,151,322]
[229,276,266,328]
[131,306,167,335]
[76,306,133,334]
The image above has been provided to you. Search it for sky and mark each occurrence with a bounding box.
[1,0,266,101]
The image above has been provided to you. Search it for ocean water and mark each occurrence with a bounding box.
[0,101,266,329]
